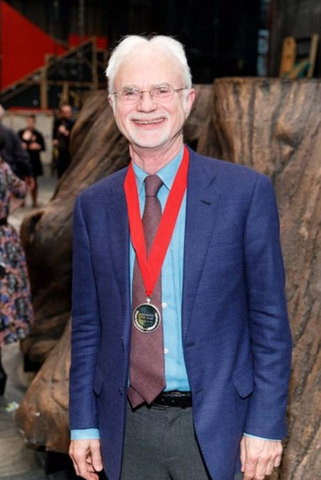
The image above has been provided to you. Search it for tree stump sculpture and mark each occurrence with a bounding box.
[16,79,321,479]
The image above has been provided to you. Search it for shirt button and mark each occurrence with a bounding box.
[164,348,169,355]
[162,302,167,309]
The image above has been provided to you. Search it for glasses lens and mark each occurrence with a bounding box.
[153,86,173,101]
[116,86,180,104]
[119,87,140,104]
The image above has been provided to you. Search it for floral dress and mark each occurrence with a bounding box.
[0,158,33,346]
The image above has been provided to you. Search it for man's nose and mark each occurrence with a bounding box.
[136,91,157,111]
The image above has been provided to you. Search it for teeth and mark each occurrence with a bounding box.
[135,119,163,125]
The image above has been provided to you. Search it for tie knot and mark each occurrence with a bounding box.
[144,175,163,197]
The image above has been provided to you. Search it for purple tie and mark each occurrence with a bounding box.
[128,175,166,408]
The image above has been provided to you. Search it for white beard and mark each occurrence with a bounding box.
[124,113,172,149]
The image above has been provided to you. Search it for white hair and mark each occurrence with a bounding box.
[106,35,192,95]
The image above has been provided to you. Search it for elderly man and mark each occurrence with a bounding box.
[69,36,292,480]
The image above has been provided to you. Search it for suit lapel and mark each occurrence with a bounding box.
[107,170,132,346]
[182,150,221,340]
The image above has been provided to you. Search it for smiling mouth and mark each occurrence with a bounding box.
[133,118,165,125]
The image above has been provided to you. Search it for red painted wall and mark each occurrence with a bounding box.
[68,35,108,50]
[0,1,66,89]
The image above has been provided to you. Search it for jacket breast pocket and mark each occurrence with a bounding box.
[233,367,254,399]
[93,368,104,396]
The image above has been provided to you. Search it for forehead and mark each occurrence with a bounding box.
[114,48,184,89]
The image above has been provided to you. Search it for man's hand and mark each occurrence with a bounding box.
[29,142,42,150]
[240,436,282,480]
[58,124,69,136]
[69,439,103,480]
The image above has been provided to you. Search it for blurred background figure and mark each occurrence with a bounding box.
[18,115,46,208]
[52,105,75,179]
[0,106,35,196]
[0,129,33,397]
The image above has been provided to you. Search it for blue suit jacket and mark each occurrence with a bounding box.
[70,148,292,480]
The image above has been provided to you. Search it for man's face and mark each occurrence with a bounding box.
[109,49,195,152]
[61,106,72,119]
[26,117,35,129]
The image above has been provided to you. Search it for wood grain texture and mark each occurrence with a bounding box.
[16,321,71,453]
[17,79,320,479]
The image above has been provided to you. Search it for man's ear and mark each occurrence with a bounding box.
[184,88,196,118]
[108,94,116,112]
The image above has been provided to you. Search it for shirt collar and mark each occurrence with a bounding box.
[132,146,184,195]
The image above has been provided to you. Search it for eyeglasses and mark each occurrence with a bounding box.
[113,85,187,105]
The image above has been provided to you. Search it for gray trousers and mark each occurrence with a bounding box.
[120,402,243,480]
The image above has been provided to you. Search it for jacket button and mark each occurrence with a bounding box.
[119,389,123,395]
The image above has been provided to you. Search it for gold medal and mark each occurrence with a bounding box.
[133,299,161,333]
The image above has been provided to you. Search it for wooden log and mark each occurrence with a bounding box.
[16,320,71,453]
[17,79,321,479]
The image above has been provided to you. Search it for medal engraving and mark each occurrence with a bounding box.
[133,303,161,333]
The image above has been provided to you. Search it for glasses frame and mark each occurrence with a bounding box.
[113,85,188,105]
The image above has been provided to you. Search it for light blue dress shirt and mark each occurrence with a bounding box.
[70,147,275,442]
[130,147,190,392]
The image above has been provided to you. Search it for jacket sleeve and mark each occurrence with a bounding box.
[69,193,101,430]
[243,174,292,439]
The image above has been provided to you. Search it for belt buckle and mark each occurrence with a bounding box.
[171,392,188,408]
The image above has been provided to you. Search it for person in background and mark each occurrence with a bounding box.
[0,129,33,397]
[0,105,35,192]
[52,105,75,178]
[19,115,46,208]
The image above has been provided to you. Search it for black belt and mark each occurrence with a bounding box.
[152,391,192,408]
[0,218,7,226]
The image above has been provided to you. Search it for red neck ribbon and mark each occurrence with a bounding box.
[124,146,189,300]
